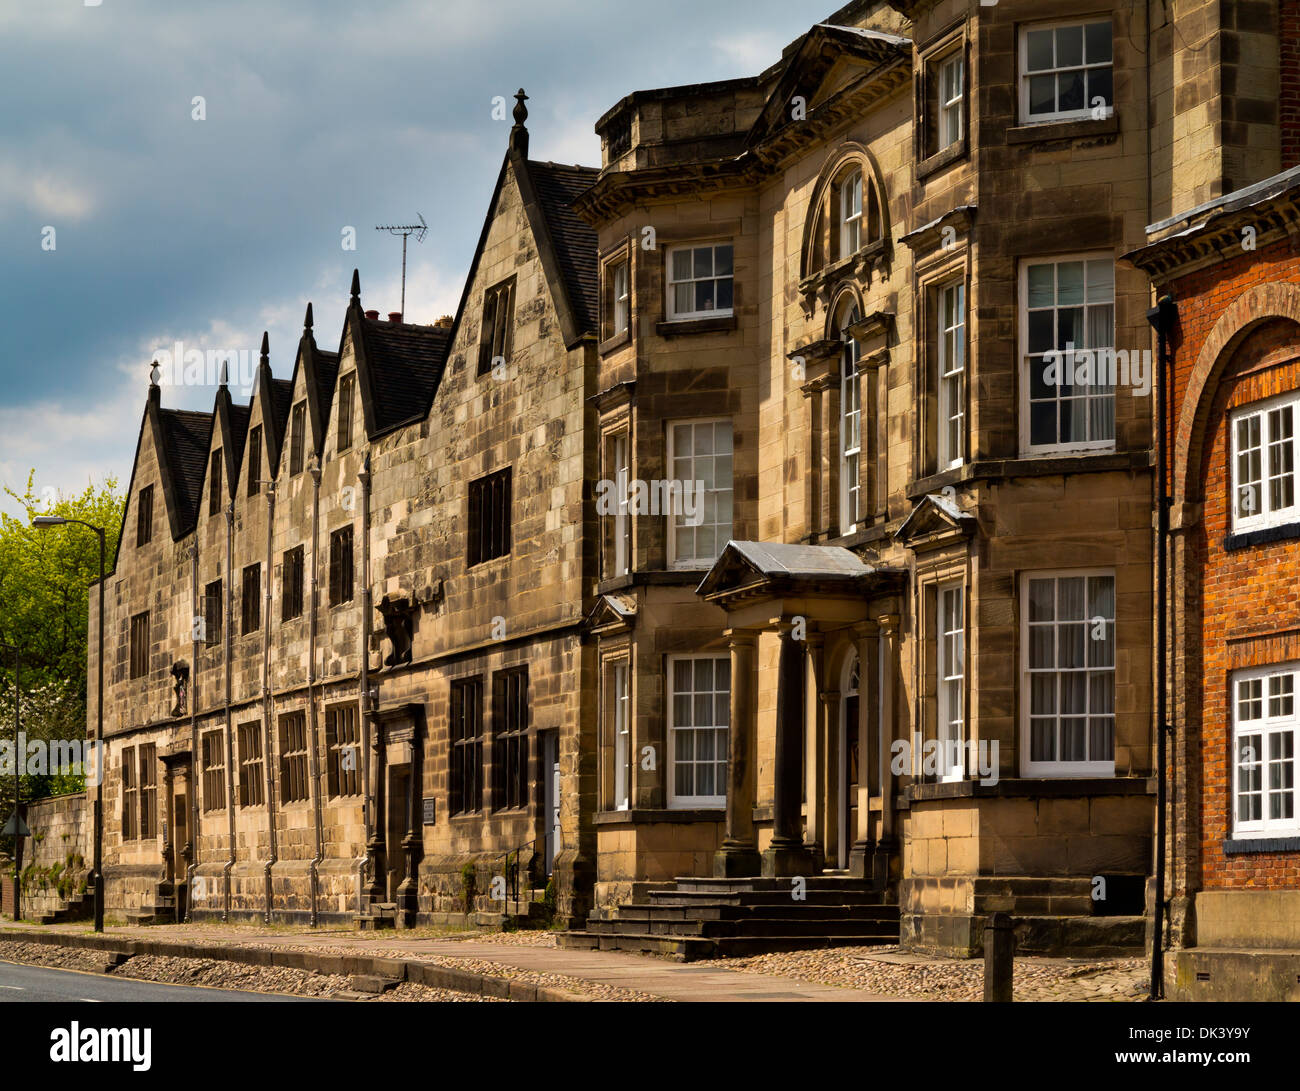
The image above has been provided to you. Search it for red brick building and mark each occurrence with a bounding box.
[1127,166,1300,1000]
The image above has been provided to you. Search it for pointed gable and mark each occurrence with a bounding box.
[745,22,911,155]
[894,493,978,551]
[154,406,213,539]
[521,159,600,344]
[350,310,453,438]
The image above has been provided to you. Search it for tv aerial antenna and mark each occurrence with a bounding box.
[374,212,427,318]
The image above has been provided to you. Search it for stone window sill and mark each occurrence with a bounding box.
[594,808,723,825]
[1223,521,1300,551]
[599,328,631,355]
[1006,114,1118,145]
[655,315,737,338]
[1223,836,1300,854]
[917,139,966,182]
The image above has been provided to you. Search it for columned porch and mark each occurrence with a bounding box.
[696,541,905,882]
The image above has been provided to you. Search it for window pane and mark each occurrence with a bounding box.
[1058,71,1085,112]
[715,246,734,277]
[1026,29,1054,71]
[1027,264,1055,308]
[1085,21,1113,63]
[1055,25,1083,67]
[672,250,691,281]
[716,278,734,311]
[1029,74,1055,114]
[693,248,713,278]
[1087,67,1113,109]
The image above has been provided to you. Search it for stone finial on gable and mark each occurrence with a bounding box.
[510,88,529,158]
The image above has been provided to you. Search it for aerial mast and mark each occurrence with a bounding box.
[374,213,428,317]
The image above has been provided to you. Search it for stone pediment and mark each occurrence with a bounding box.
[584,593,637,636]
[894,494,978,551]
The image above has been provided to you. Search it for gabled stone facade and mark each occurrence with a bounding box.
[87,104,602,926]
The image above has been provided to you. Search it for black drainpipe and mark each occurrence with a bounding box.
[1147,293,1177,1000]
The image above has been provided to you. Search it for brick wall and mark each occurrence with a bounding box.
[1168,235,1300,890]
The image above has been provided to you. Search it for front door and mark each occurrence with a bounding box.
[542,733,559,876]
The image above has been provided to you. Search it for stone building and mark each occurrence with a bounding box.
[563,0,1298,959]
[87,97,603,926]
[48,0,1300,964]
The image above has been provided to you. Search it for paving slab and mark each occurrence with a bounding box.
[0,922,905,1002]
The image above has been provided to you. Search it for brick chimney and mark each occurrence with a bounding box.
[388,312,402,323]
[364,309,380,321]
[435,315,453,329]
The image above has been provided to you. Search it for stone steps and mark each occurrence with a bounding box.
[557,875,901,961]
[556,930,895,961]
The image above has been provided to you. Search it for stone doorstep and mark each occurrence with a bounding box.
[0,928,585,1003]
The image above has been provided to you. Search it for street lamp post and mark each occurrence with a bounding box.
[33,515,105,933]
[1,642,21,922]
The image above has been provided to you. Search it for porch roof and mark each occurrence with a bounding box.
[696,540,894,606]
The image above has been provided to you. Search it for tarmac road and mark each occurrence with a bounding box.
[0,958,320,1002]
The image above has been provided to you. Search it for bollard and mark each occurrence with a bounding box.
[983,911,1015,1002]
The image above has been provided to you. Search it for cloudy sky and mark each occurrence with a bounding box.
[0,0,832,514]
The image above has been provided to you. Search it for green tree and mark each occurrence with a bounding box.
[0,473,121,846]
[0,472,125,696]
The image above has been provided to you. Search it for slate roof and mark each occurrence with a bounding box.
[528,160,600,337]
[696,540,879,599]
[717,541,875,580]
[358,318,453,435]
[313,350,340,422]
[268,377,293,440]
[227,401,251,479]
[158,408,213,534]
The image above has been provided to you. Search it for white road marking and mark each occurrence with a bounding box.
[79,998,101,1003]
[0,985,23,991]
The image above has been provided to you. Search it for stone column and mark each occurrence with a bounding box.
[764,620,816,877]
[365,724,385,902]
[803,385,822,540]
[715,629,761,877]
[877,614,900,844]
[397,728,421,927]
[825,376,841,539]
[849,619,879,879]
[803,631,827,869]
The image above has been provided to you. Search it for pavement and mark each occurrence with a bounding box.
[0,921,904,1002]
[0,957,312,1002]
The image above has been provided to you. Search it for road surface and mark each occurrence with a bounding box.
[0,958,319,1002]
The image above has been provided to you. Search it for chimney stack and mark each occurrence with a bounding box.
[364,309,380,321]
[388,312,402,323]
[435,315,453,329]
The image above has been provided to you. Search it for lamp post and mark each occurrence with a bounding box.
[32,515,105,933]
[1,642,20,922]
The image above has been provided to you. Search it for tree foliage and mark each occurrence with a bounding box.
[0,471,124,731]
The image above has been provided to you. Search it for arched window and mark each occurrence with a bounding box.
[839,300,862,532]
[839,169,863,257]
[803,153,887,280]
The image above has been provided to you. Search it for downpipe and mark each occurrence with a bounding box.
[222,500,236,921]
[1147,293,1177,1000]
[185,544,200,922]
[358,454,374,917]
[262,482,278,923]
[307,457,324,925]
